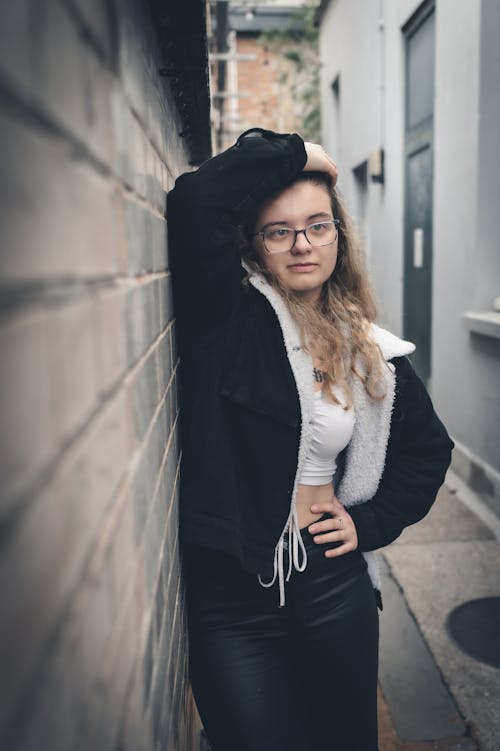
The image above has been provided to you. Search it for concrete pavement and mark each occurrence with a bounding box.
[377,472,500,751]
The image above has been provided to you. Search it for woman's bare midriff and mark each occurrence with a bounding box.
[296,481,335,529]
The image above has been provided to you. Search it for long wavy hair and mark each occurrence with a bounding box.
[240,171,387,408]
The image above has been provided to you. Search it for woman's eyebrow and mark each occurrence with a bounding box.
[307,211,333,221]
[260,220,289,230]
[261,212,333,230]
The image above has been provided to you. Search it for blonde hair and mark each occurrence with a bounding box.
[240,172,387,409]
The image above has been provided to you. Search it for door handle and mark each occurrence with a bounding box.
[413,227,424,268]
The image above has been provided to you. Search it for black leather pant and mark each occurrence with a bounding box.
[183,521,380,751]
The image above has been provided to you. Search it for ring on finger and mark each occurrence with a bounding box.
[337,516,344,530]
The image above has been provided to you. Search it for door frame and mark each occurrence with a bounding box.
[402,0,436,385]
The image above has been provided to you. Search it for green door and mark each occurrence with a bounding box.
[403,3,435,384]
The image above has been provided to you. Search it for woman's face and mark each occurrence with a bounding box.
[253,181,338,303]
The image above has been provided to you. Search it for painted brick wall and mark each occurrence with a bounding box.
[0,1,203,749]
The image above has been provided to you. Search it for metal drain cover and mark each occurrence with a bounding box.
[446,597,500,669]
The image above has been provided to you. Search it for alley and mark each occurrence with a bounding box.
[1,1,499,749]
[377,477,500,750]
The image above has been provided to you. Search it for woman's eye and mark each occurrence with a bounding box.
[309,222,328,233]
[268,228,292,240]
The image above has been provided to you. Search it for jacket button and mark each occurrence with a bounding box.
[292,345,301,351]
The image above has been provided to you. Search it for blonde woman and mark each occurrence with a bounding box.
[167,128,453,751]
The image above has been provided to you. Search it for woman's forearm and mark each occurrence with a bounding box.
[167,129,307,332]
[169,128,307,220]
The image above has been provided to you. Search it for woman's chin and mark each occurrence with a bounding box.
[282,277,324,298]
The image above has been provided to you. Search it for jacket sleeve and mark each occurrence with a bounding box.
[167,128,307,333]
[348,356,454,551]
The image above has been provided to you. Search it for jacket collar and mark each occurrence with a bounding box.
[368,322,415,361]
[244,267,415,361]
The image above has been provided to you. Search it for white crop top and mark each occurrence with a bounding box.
[258,383,356,606]
[299,385,355,485]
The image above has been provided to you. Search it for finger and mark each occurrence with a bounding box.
[321,161,337,182]
[309,501,336,515]
[329,494,345,509]
[321,149,338,181]
[310,501,344,520]
[326,158,338,183]
[304,143,338,183]
[308,516,343,535]
[325,541,353,557]
[322,529,359,554]
[312,530,346,545]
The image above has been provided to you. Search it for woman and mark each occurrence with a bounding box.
[167,128,453,751]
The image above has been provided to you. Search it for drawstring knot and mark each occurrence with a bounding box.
[258,508,308,606]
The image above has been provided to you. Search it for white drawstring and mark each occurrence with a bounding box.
[258,507,308,606]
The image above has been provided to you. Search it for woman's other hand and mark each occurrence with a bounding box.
[303,142,338,184]
[308,495,358,556]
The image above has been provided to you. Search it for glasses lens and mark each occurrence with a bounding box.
[261,221,338,253]
[305,221,337,245]
[263,227,295,253]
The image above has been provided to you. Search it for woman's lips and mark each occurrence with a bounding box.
[287,263,318,272]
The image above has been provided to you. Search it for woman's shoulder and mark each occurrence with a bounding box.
[368,322,415,362]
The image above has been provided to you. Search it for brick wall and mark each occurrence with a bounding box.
[215,31,318,150]
[0,1,204,749]
[237,36,284,132]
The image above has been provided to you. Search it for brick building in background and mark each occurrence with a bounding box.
[0,1,211,750]
[210,1,320,150]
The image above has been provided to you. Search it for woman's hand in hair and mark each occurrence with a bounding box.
[308,495,359,556]
[303,142,338,184]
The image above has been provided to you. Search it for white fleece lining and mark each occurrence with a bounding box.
[246,270,415,603]
[248,273,315,605]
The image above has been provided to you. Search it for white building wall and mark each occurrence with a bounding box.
[433,0,500,497]
[319,0,500,511]
[320,0,421,332]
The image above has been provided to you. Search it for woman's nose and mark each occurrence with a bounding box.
[291,229,311,254]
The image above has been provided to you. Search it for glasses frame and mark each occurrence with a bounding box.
[254,219,340,255]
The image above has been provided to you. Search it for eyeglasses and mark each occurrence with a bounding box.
[254,220,340,254]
